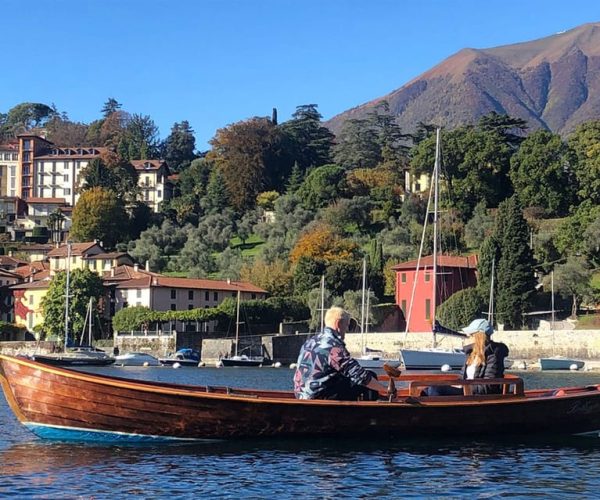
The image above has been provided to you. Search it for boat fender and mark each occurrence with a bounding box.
[215,360,223,368]
[553,389,566,397]
[570,364,579,371]
[273,362,282,368]
[198,361,206,367]
[440,364,451,372]
[172,362,181,369]
[289,363,297,369]
[143,362,149,367]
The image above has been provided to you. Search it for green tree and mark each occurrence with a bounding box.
[101,98,122,118]
[411,126,514,218]
[79,152,139,203]
[554,201,600,258]
[436,287,485,331]
[163,120,197,172]
[129,220,189,272]
[201,167,230,214]
[280,104,334,170]
[70,187,127,248]
[568,120,600,205]
[553,257,593,318]
[464,202,495,249]
[123,113,160,160]
[509,130,574,216]
[334,101,408,170]
[0,102,58,139]
[297,164,347,210]
[493,196,537,329]
[41,269,104,342]
[208,117,288,210]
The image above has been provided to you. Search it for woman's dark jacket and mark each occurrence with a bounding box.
[461,340,509,395]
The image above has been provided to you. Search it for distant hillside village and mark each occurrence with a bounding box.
[0,98,599,342]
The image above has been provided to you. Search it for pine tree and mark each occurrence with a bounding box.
[286,161,303,193]
[493,196,537,329]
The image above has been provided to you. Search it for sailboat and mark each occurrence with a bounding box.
[539,271,584,371]
[356,258,399,369]
[399,129,466,371]
[33,245,114,367]
[220,290,265,367]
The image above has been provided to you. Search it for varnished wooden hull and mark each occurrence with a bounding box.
[2,354,600,442]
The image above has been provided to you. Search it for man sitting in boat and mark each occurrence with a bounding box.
[294,306,392,401]
[426,318,509,396]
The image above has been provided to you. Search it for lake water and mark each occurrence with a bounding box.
[2,366,600,498]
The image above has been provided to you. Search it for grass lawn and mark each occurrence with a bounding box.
[575,314,600,329]
[230,234,265,258]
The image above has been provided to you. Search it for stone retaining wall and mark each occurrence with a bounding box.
[4,328,598,363]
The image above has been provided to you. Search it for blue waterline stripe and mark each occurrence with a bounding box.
[24,422,219,443]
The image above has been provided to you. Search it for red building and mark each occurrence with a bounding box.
[392,254,479,332]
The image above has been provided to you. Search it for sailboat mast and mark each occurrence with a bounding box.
[432,128,441,346]
[488,259,495,326]
[551,270,555,330]
[235,290,241,357]
[320,275,325,332]
[88,297,93,346]
[63,243,72,352]
[360,258,367,336]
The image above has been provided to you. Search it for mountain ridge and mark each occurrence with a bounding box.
[326,22,600,136]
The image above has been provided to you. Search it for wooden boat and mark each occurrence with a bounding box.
[3,355,600,443]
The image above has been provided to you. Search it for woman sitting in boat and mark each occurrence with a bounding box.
[294,306,393,401]
[426,318,509,396]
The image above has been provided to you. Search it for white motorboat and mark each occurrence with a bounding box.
[539,356,585,371]
[114,352,162,366]
[400,347,465,371]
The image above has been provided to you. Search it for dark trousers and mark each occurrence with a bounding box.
[321,372,379,401]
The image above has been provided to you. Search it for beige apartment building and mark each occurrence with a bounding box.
[13,134,171,216]
[0,142,19,198]
[131,160,172,212]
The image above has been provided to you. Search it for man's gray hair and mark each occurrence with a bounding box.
[324,306,350,328]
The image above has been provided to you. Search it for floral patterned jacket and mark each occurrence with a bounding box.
[293,327,373,399]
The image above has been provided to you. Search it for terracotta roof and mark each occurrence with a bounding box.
[11,279,51,290]
[13,261,50,278]
[26,197,67,204]
[0,268,21,279]
[103,265,267,293]
[85,252,131,260]
[0,255,28,267]
[391,254,479,271]
[13,244,54,253]
[47,242,102,257]
[131,160,165,171]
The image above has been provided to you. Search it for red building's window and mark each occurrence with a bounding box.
[401,300,407,315]
[401,273,406,283]
[425,299,431,320]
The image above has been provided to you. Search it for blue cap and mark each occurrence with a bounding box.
[462,319,493,336]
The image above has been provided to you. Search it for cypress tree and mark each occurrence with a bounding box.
[493,196,537,329]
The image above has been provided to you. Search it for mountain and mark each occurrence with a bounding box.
[326,22,600,137]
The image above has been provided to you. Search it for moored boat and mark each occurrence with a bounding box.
[33,347,115,367]
[400,348,466,371]
[2,354,600,443]
[539,356,585,371]
[114,352,162,367]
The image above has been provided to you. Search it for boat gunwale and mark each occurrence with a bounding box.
[2,354,600,408]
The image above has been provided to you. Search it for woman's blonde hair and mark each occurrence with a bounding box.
[466,331,487,366]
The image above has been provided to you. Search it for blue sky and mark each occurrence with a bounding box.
[2,0,599,149]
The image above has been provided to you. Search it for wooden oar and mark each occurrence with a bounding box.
[383,363,401,401]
